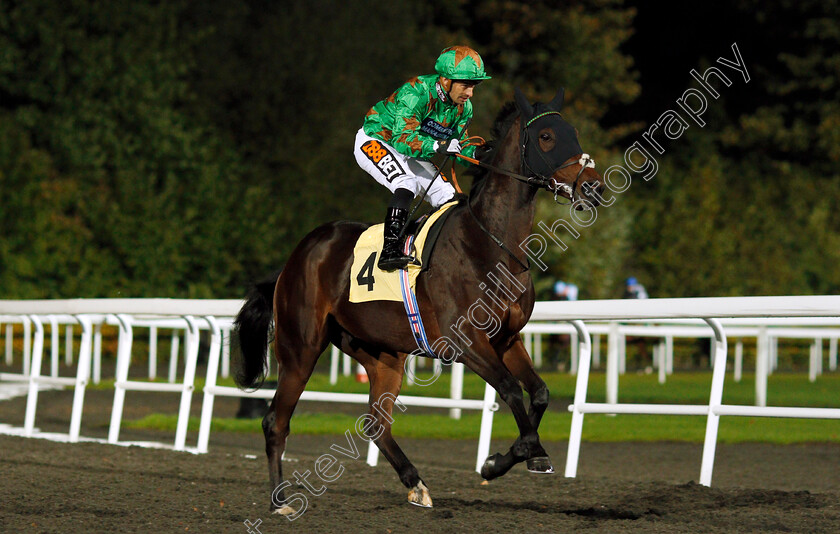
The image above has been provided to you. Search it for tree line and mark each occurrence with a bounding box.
[1,0,837,299]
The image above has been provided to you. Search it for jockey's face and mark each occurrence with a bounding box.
[448,81,477,104]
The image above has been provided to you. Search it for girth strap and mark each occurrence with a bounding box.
[398,235,437,358]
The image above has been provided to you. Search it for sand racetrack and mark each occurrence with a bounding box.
[1,389,839,533]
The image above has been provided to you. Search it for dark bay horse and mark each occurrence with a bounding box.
[234,88,604,514]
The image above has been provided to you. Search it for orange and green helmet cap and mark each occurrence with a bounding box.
[434,46,491,82]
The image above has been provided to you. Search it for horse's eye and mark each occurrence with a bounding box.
[540,133,552,141]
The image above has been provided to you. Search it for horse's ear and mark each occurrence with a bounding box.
[549,87,565,110]
[514,87,534,119]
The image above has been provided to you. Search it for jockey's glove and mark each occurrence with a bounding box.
[435,138,462,155]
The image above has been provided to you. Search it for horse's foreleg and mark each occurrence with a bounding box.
[501,339,553,473]
[462,344,548,480]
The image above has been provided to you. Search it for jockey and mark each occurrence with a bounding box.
[354,45,491,271]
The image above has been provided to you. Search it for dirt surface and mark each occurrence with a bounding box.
[1,388,840,533]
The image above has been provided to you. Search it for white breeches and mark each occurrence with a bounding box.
[354,128,455,208]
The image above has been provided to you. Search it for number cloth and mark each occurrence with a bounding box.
[349,200,459,303]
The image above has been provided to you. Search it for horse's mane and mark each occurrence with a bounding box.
[469,101,520,194]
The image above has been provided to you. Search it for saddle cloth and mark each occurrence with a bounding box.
[349,200,458,303]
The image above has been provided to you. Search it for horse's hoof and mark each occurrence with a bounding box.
[526,456,554,474]
[480,453,503,480]
[407,481,433,508]
[272,504,298,516]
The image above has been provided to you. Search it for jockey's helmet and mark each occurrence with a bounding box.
[435,46,491,87]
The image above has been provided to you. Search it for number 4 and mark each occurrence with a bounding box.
[356,252,377,291]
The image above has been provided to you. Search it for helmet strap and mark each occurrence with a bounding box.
[436,78,453,103]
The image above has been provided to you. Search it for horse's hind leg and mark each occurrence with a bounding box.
[338,337,431,507]
[501,339,553,473]
[264,338,327,516]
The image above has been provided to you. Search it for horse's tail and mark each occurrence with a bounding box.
[234,269,282,390]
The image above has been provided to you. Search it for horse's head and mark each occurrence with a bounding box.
[514,87,604,208]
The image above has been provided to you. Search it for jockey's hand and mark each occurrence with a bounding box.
[435,138,462,155]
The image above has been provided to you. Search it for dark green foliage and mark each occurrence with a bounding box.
[1,1,245,296]
[0,0,836,298]
[624,1,840,298]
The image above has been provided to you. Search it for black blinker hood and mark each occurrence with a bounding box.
[514,87,583,178]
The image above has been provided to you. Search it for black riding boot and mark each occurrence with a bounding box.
[377,206,414,272]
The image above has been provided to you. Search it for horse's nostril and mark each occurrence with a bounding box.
[581,182,603,207]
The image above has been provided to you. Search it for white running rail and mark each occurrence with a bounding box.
[0,299,496,468]
[2,296,839,486]
[530,296,840,487]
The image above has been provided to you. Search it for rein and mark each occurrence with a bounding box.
[466,198,530,272]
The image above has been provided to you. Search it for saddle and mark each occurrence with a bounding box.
[348,199,460,303]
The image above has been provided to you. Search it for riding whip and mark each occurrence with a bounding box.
[397,117,472,242]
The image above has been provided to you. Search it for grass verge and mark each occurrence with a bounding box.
[124,412,840,444]
[124,370,840,444]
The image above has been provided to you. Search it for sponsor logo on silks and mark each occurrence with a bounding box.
[361,139,405,183]
[420,118,455,140]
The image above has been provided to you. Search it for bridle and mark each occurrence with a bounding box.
[454,111,596,272]
[520,111,596,205]
[456,112,596,205]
